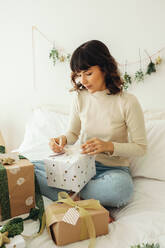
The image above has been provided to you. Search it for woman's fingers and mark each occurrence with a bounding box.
[53,144,63,153]
[82,141,97,149]
[82,143,96,150]
[81,138,97,148]
[60,135,67,148]
[87,150,98,155]
[49,137,63,153]
[81,143,99,154]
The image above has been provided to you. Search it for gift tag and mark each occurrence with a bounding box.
[62,207,80,225]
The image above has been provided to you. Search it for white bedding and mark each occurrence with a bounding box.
[6,107,165,247]
[12,177,164,248]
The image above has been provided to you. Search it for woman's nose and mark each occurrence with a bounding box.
[80,75,87,85]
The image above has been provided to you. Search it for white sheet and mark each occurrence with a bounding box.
[4,177,163,248]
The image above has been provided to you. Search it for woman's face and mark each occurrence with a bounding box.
[76,65,106,93]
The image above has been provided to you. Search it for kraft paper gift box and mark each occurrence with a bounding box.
[45,193,109,246]
[0,159,35,221]
[44,146,96,192]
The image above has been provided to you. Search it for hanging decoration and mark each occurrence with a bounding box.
[145,49,157,75]
[123,61,132,90]
[49,42,71,66]
[122,51,162,89]
[32,26,164,91]
[134,69,144,82]
[123,72,132,90]
[134,48,144,83]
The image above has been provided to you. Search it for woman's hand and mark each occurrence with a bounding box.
[49,135,67,153]
[81,137,114,155]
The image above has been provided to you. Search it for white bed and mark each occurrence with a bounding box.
[24,177,165,248]
[2,107,165,248]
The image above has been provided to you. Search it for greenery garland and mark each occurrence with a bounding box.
[0,208,42,247]
[49,45,162,91]
[32,26,164,91]
[122,55,162,90]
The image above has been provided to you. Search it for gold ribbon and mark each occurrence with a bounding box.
[46,191,102,248]
[22,213,46,240]
[0,157,15,165]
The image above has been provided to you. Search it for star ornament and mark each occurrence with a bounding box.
[0,231,10,246]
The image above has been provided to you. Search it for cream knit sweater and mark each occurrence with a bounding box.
[64,89,147,167]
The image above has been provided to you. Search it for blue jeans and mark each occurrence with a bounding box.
[33,160,134,208]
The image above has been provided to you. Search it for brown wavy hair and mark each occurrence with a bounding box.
[69,40,124,94]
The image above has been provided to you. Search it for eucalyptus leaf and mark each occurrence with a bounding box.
[135,69,144,82]
[123,72,132,90]
[18,154,27,159]
[123,82,129,90]
[0,146,5,154]
[123,72,132,84]
[146,61,156,75]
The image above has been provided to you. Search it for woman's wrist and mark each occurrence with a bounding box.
[61,135,67,145]
[106,141,114,155]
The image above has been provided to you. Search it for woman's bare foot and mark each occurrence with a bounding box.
[108,214,115,223]
[68,192,82,201]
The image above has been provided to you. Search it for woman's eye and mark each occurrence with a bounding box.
[77,72,92,77]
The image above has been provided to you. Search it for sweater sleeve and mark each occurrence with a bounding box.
[112,94,147,157]
[64,93,81,145]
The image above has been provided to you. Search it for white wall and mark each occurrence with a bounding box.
[0,0,165,151]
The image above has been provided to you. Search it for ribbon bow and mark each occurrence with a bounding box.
[56,192,102,248]
[0,157,15,165]
[0,231,10,246]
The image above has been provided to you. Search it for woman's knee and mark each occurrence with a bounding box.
[109,170,134,207]
[81,170,134,207]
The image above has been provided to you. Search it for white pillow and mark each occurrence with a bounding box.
[144,109,165,121]
[16,108,69,160]
[130,119,165,181]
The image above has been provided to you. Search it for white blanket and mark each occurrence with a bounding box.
[18,177,165,248]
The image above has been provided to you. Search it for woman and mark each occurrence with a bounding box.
[35,40,147,208]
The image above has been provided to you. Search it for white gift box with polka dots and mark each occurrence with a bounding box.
[44,153,96,193]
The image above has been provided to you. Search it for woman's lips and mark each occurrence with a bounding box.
[86,85,92,89]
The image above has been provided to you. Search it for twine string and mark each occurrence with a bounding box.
[32,26,165,90]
